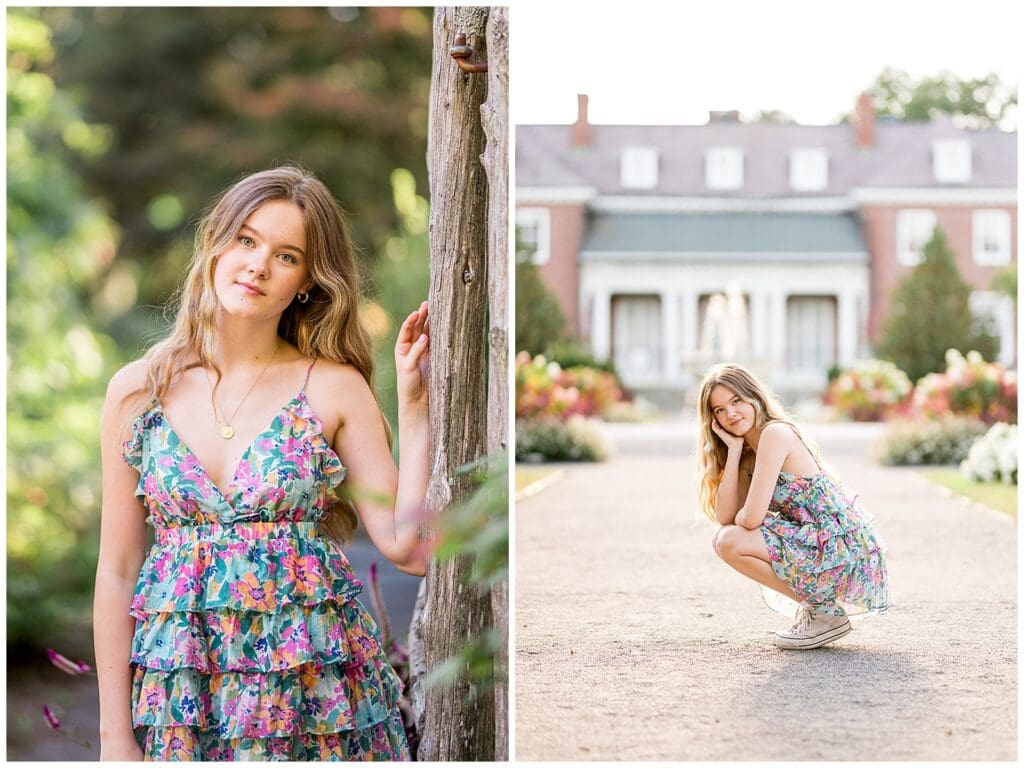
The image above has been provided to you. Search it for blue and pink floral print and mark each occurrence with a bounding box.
[121,379,410,761]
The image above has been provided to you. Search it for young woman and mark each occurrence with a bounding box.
[696,363,890,650]
[94,166,428,760]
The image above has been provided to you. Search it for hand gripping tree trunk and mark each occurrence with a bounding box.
[407,6,507,762]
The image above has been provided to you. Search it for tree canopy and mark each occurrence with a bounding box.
[8,8,122,652]
[876,227,999,383]
[864,67,1017,129]
[38,7,433,314]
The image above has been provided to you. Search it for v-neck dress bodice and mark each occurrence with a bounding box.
[127,392,343,527]
[121,384,410,761]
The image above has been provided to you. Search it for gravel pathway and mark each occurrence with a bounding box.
[515,421,1016,761]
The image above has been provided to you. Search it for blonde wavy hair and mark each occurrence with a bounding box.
[123,165,386,543]
[695,363,821,523]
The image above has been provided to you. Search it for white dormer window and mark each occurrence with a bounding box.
[789,148,829,191]
[972,209,1012,266]
[515,207,550,265]
[706,147,743,190]
[932,138,972,183]
[620,147,659,189]
[896,209,937,266]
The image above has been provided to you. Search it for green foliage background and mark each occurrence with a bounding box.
[876,228,999,383]
[7,7,432,654]
[866,67,1017,128]
[514,258,566,356]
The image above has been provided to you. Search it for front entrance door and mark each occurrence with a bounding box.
[611,294,661,385]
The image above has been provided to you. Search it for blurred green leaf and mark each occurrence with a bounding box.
[7,8,121,653]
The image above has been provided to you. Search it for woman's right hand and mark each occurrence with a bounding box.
[710,418,745,453]
[100,733,144,761]
[395,300,429,415]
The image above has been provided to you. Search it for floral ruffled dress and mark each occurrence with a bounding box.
[121,363,410,761]
[758,446,891,620]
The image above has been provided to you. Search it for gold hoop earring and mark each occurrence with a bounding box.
[296,291,309,304]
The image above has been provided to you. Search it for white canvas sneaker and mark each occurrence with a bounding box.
[775,605,852,650]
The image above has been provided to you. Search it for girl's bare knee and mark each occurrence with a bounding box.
[713,524,739,560]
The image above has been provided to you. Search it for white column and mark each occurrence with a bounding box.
[837,290,857,368]
[750,291,767,358]
[681,289,698,357]
[858,292,870,359]
[661,291,679,386]
[770,290,786,369]
[591,289,612,362]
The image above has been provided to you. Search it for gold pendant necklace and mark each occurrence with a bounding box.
[206,340,281,440]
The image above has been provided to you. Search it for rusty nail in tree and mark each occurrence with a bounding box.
[449,33,487,73]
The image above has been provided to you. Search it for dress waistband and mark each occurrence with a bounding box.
[155,521,321,546]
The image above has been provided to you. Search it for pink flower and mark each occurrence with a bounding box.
[46,648,91,676]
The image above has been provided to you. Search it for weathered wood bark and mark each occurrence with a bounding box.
[411,6,494,762]
[480,6,509,762]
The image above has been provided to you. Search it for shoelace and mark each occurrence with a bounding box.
[789,604,815,634]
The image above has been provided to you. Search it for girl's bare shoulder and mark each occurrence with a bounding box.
[306,359,376,410]
[105,359,151,403]
[761,420,799,445]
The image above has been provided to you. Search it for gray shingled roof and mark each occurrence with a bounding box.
[516,118,1016,195]
[581,212,867,255]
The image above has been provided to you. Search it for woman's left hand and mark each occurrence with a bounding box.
[395,300,430,412]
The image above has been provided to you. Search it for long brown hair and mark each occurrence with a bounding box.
[694,363,821,522]
[123,165,385,543]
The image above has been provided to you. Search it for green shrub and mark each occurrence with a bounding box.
[876,227,999,382]
[514,257,565,356]
[544,340,618,376]
[876,415,987,466]
[515,416,609,463]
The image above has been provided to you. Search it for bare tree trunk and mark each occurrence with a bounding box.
[480,6,509,762]
[411,6,494,762]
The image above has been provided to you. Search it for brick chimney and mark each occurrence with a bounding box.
[571,93,592,147]
[854,92,875,148]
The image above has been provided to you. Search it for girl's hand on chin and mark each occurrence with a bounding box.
[711,419,744,452]
[395,300,430,412]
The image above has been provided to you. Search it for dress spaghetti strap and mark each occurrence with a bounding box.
[786,422,824,473]
[301,357,318,393]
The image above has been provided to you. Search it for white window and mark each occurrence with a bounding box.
[705,147,744,190]
[970,291,1016,365]
[620,147,659,189]
[786,296,837,371]
[932,138,972,183]
[972,209,1012,266]
[896,209,937,266]
[789,148,829,191]
[515,207,550,265]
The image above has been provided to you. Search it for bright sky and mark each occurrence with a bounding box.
[511,0,1020,126]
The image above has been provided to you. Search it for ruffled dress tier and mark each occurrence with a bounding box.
[121,388,410,761]
[759,470,891,619]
